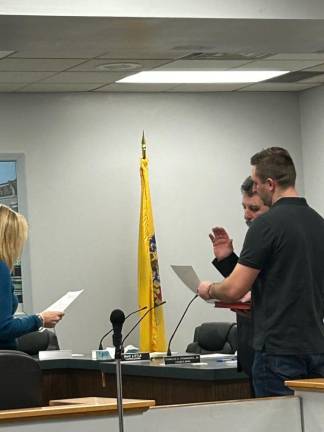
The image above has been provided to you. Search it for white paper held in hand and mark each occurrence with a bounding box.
[44,290,84,313]
[171,265,200,293]
[171,265,215,303]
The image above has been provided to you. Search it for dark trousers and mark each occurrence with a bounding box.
[236,315,255,397]
[253,351,324,397]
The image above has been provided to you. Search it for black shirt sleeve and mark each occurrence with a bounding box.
[212,253,238,277]
[238,216,274,270]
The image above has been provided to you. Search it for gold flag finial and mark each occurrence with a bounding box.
[141,131,147,159]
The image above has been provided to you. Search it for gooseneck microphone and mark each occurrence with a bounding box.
[121,301,166,347]
[110,309,126,359]
[166,294,198,356]
[98,306,147,349]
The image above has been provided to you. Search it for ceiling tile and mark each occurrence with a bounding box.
[17,83,99,92]
[0,83,27,92]
[0,71,56,83]
[69,59,172,72]
[156,59,251,70]
[303,63,324,72]
[267,53,324,61]
[0,51,16,59]
[98,48,191,61]
[239,82,320,91]
[95,83,177,92]
[236,59,324,71]
[41,71,130,84]
[298,73,324,83]
[0,58,87,72]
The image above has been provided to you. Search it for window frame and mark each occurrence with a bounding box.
[0,153,32,313]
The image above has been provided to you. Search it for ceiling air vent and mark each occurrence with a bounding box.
[182,51,272,61]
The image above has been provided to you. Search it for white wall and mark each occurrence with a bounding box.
[0,92,303,353]
[299,87,324,215]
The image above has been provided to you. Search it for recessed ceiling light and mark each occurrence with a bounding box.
[96,62,142,72]
[117,70,289,84]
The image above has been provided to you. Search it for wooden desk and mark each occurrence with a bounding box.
[0,396,302,432]
[286,377,324,392]
[285,378,324,432]
[40,357,251,405]
[49,396,124,405]
[0,398,154,422]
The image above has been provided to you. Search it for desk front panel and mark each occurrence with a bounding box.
[41,359,251,405]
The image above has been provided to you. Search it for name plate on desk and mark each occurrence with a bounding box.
[39,350,72,360]
[164,354,200,365]
[121,352,150,361]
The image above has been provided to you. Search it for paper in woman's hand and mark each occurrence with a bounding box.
[44,290,84,312]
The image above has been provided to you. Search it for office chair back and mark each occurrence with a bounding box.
[186,322,237,354]
[16,329,60,355]
[0,350,42,409]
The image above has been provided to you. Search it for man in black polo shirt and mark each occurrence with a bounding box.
[198,147,324,397]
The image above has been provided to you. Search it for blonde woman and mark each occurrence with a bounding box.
[0,205,63,349]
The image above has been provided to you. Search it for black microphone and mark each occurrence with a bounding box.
[121,301,166,347]
[98,306,147,350]
[166,294,198,356]
[110,309,126,359]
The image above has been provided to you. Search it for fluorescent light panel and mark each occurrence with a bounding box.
[117,70,289,84]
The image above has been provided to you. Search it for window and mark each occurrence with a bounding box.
[0,156,31,312]
[0,161,23,303]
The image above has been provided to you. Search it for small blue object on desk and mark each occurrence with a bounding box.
[92,350,112,361]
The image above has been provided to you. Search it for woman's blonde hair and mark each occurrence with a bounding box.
[0,204,28,269]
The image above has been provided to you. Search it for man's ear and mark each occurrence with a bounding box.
[266,178,275,191]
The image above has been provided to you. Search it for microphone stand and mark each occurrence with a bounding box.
[110,309,126,432]
[167,294,198,356]
[110,302,166,432]
[115,344,124,432]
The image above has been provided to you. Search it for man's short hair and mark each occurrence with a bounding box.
[250,147,296,188]
[240,176,254,197]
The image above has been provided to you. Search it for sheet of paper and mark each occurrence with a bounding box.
[44,290,84,312]
[171,265,215,303]
[200,353,237,360]
[171,265,201,293]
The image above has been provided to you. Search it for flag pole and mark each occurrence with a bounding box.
[141,131,146,159]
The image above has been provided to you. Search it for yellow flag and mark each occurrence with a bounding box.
[138,156,167,352]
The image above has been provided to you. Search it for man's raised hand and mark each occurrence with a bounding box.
[209,226,233,261]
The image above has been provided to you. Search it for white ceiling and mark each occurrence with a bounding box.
[1,15,324,93]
